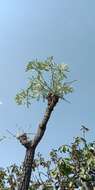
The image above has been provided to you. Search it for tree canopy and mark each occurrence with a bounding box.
[15,57,73,107]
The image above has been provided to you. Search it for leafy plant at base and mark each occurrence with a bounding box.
[30,135,95,189]
[0,132,94,190]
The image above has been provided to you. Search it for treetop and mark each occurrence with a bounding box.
[15,57,74,107]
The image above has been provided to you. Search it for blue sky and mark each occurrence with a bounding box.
[0,0,95,167]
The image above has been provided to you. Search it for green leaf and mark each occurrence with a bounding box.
[16,57,74,106]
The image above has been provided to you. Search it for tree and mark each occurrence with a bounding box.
[15,57,73,190]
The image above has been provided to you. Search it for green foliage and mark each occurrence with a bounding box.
[0,132,94,189]
[0,169,6,189]
[15,57,74,106]
[30,133,95,189]
[0,164,23,190]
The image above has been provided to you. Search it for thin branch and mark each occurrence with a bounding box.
[62,97,71,104]
[6,130,16,138]
[64,80,77,85]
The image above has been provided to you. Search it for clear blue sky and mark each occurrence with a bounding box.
[0,0,95,167]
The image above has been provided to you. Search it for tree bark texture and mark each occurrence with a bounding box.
[18,148,35,190]
[18,94,59,190]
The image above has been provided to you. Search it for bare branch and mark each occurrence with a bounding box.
[32,94,59,148]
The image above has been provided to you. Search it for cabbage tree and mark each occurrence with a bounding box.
[15,57,74,190]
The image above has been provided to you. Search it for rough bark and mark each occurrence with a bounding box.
[18,148,35,190]
[18,94,59,190]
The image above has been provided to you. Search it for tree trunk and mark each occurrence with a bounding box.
[18,94,59,190]
[18,148,35,190]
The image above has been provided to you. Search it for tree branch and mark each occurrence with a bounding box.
[31,94,59,148]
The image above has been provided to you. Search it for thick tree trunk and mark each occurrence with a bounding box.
[18,94,59,190]
[18,148,35,190]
